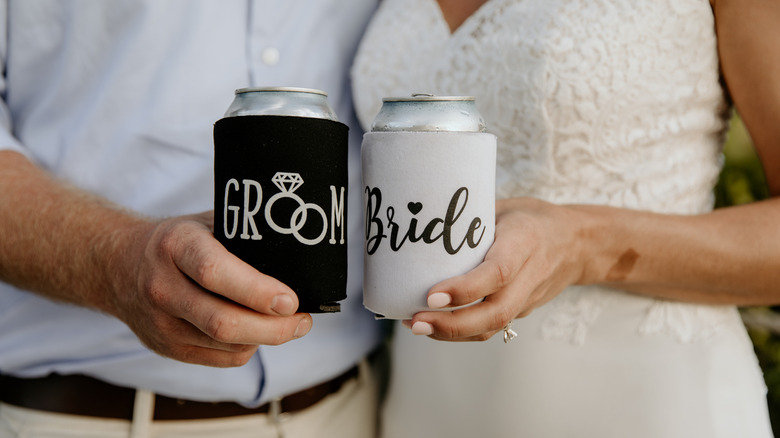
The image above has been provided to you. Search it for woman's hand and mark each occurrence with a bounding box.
[399,0,780,343]
[405,197,590,341]
[406,195,780,342]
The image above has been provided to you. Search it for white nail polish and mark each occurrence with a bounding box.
[411,321,434,336]
[428,293,452,309]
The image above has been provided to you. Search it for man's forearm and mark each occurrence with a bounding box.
[0,150,152,314]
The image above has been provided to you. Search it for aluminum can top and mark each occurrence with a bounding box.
[370,94,486,133]
[224,86,339,121]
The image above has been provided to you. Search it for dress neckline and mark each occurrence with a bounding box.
[430,0,496,37]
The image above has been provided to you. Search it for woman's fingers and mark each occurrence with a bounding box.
[412,278,528,341]
[426,217,531,309]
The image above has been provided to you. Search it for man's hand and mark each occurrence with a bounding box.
[0,151,311,367]
[114,212,312,367]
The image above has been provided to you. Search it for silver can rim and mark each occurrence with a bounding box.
[382,94,475,102]
[235,86,328,96]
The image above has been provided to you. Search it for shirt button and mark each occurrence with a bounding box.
[261,47,280,66]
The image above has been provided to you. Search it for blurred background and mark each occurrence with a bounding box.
[718,113,779,433]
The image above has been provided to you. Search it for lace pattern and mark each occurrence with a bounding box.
[538,285,740,345]
[539,286,616,346]
[352,0,734,344]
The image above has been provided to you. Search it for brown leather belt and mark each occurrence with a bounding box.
[0,366,358,420]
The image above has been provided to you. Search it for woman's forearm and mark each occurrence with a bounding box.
[575,198,780,305]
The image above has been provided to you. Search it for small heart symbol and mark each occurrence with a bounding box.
[407,202,423,214]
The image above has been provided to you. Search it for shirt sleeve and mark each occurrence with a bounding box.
[0,0,29,157]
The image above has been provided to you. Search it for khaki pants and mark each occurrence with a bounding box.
[0,362,378,438]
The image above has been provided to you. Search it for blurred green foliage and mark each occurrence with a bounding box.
[715,114,769,207]
[716,113,779,431]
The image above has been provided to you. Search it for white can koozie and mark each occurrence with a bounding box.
[361,95,496,319]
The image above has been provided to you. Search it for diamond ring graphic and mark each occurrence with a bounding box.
[265,172,328,246]
[272,172,304,194]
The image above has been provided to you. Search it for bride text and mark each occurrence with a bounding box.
[364,186,486,255]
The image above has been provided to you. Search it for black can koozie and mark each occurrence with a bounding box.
[214,115,348,313]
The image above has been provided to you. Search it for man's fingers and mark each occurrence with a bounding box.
[163,220,300,316]
[124,215,316,367]
[153,321,261,368]
[173,285,312,346]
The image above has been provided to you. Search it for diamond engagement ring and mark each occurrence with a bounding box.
[503,321,517,343]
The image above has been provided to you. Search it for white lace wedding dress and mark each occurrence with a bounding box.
[351,0,775,436]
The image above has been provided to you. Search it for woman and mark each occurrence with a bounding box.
[351,0,779,436]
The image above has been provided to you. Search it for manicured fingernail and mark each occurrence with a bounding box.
[411,321,434,336]
[271,295,295,315]
[294,318,312,338]
[428,292,451,309]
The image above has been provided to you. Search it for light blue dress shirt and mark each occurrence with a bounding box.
[0,0,382,406]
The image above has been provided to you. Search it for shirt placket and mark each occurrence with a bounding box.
[246,0,290,87]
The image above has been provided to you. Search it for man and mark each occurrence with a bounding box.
[0,1,383,437]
